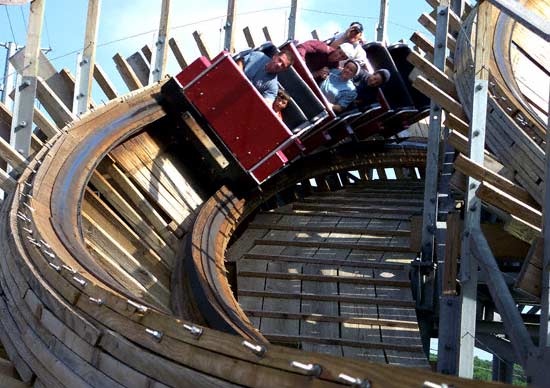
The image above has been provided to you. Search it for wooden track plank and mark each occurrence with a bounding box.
[89,170,176,265]
[109,142,192,229]
[168,37,188,69]
[299,220,341,356]
[248,222,411,236]
[253,238,414,253]
[98,158,180,248]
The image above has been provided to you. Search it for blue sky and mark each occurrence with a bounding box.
[0,0,440,102]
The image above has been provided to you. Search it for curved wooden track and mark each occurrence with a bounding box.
[0,1,544,386]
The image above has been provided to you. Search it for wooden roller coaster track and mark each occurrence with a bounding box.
[0,0,547,386]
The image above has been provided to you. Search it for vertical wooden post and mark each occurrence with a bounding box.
[540,82,550,349]
[11,0,45,157]
[376,0,389,42]
[457,1,492,378]
[1,42,17,107]
[74,0,101,116]
[224,0,237,52]
[288,0,299,40]
[420,0,449,264]
[150,0,171,83]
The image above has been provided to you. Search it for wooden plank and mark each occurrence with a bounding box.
[35,77,76,127]
[248,222,411,236]
[126,52,150,87]
[311,29,319,40]
[477,181,542,229]
[109,142,192,227]
[181,111,229,168]
[97,158,179,247]
[112,53,144,91]
[88,170,176,264]
[443,212,460,295]
[410,215,422,251]
[293,202,422,216]
[168,38,188,69]
[263,27,273,42]
[264,334,423,353]
[407,50,457,99]
[418,13,457,52]
[124,133,203,211]
[32,107,59,139]
[151,0,171,82]
[454,153,538,207]
[0,136,28,173]
[254,238,414,253]
[409,31,454,70]
[412,75,467,120]
[239,290,416,307]
[0,167,16,192]
[192,31,212,60]
[93,63,119,99]
[224,0,237,52]
[243,27,255,48]
[74,0,100,115]
[244,309,419,328]
[241,253,406,270]
[239,271,409,287]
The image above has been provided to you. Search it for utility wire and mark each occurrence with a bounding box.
[19,5,27,32]
[4,5,17,43]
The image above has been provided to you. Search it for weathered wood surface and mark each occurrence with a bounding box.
[234,179,428,367]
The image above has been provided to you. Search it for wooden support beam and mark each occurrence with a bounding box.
[126,52,150,86]
[11,0,45,157]
[112,53,144,91]
[181,111,229,169]
[151,0,171,82]
[168,38,188,69]
[288,0,298,40]
[410,32,454,69]
[477,181,542,230]
[0,168,16,192]
[429,7,461,37]
[311,29,319,40]
[443,212,460,295]
[262,26,272,42]
[93,63,118,100]
[35,77,76,127]
[224,0,237,52]
[444,112,469,136]
[376,0,389,42]
[0,136,27,174]
[412,75,467,120]
[243,27,255,48]
[418,13,457,52]
[454,153,537,207]
[407,50,457,99]
[192,31,212,60]
[516,238,543,297]
[470,231,536,367]
[74,0,101,116]
[141,44,152,62]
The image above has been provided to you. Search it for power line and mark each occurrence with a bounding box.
[4,5,17,43]
[19,5,27,32]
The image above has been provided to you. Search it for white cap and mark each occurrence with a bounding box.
[339,42,355,59]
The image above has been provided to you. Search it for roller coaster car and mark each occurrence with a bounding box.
[161,41,426,186]
[161,42,336,185]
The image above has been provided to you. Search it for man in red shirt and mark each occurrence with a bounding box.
[296,40,349,82]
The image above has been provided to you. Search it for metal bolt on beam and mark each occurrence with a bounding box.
[89,297,103,305]
[127,299,148,313]
[242,340,266,357]
[145,328,163,341]
[72,276,87,287]
[290,361,322,377]
[48,262,61,272]
[338,373,371,387]
[62,264,76,274]
[182,323,203,338]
